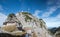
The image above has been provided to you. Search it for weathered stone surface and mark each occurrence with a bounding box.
[0,12,53,37]
[54,31,60,37]
[1,24,17,32]
[0,33,26,37]
[16,12,53,37]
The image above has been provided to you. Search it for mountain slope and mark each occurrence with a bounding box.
[16,12,52,37]
[2,12,53,37]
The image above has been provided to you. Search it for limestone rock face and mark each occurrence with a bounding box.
[16,12,53,37]
[1,12,53,37]
[1,24,17,32]
[54,31,60,37]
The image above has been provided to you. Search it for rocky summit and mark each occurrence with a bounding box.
[0,12,53,37]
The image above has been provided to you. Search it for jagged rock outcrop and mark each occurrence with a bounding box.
[16,12,52,37]
[0,13,26,37]
[0,12,53,37]
[0,33,26,37]
[53,27,60,37]
[54,31,60,37]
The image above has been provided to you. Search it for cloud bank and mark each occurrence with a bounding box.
[33,0,60,28]
[0,13,7,26]
[0,5,7,26]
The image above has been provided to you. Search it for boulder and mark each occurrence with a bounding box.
[1,24,17,32]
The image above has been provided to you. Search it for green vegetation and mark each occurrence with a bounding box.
[8,13,16,18]
[39,19,43,28]
[49,27,60,34]
[39,19,46,28]
[39,19,42,20]
[8,13,16,20]
[48,27,57,34]
[22,12,32,15]
[25,15,32,22]
[34,20,36,22]
[21,12,32,22]
[39,19,45,23]
[40,22,43,28]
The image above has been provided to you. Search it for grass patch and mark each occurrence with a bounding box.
[25,15,32,22]
[39,19,46,28]
[21,12,32,22]
[22,12,32,15]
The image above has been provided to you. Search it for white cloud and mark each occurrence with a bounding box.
[0,5,7,26]
[43,10,60,27]
[47,0,54,5]
[42,11,60,28]
[42,0,60,18]
[0,5,4,11]
[33,10,41,18]
[47,0,60,8]
[42,7,57,17]
[0,13,7,26]
[33,9,60,28]
[56,14,60,19]
[43,16,60,28]
[32,0,60,28]
[41,0,60,28]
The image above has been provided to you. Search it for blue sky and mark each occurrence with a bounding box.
[0,0,60,28]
